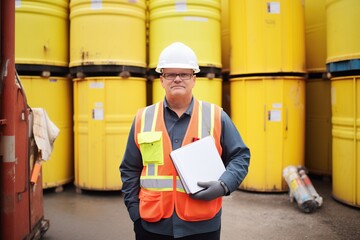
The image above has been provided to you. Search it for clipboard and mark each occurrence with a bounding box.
[170,136,226,194]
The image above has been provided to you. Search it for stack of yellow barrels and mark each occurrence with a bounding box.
[229,0,306,192]
[70,0,147,191]
[326,0,360,207]
[148,0,222,106]
[14,0,360,206]
[15,0,73,191]
[304,0,332,176]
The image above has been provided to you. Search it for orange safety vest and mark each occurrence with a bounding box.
[134,99,223,222]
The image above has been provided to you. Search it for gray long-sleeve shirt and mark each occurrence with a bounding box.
[120,98,250,238]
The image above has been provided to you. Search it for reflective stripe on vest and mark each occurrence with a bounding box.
[140,103,159,177]
[139,101,216,192]
[140,176,184,192]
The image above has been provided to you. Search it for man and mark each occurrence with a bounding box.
[120,42,250,240]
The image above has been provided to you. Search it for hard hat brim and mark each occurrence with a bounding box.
[155,64,200,74]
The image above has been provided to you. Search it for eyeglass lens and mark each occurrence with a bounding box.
[163,73,193,80]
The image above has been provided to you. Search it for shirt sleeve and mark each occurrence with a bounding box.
[219,111,251,193]
[119,118,143,222]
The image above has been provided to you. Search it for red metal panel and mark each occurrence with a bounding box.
[1,0,23,239]
[1,1,47,239]
[13,97,31,240]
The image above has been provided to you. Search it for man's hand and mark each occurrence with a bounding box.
[190,181,227,201]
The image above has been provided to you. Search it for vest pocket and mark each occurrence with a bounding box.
[138,131,164,165]
[139,190,164,222]
[178,196,220,221]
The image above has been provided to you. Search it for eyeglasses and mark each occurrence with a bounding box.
[162,73,193,81]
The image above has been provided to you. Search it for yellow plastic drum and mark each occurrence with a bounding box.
[331,75,360,207]
[73,76,147,190]
[148,0,222,69]
[69,0,146,68]
[20,75,73,189]
[152,77,222,107]
[305,78,332,175]
[304,0,327,73]
[326,0,360,64]
[229,0,306,75]
[230,76,305,192]
[15,0,69,67]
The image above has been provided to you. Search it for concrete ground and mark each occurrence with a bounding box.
[42,176,360,240]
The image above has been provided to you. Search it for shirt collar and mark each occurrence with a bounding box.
[163,97,194,116]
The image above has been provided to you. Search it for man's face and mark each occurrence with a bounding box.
[160,68,196,98]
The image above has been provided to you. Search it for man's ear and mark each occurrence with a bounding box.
[159,75,165,85]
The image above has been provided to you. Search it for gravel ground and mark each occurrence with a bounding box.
[42,175,360,240]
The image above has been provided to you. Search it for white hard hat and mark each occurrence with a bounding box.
[155,42,200,73]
